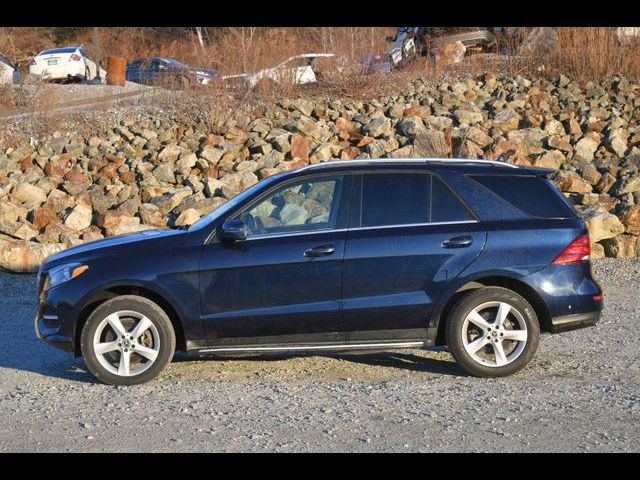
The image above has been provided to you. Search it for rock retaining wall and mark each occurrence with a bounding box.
[2,73,640,271]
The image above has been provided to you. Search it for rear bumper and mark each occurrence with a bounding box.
[550,310,601,333]
[519,262,603,333]
[29,65,84,80]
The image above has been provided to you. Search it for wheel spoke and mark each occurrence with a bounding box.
[94,340,120,355]
[502,329,528,342]
[118,351,131,376]
[467,311,491,330]
[106,312,127,337]
[134,345,158,362]
[130,316,153,340]
[466,335,490,354]
[495,302,511,328]
[493,341,508,366]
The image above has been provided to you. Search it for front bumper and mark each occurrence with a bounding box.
[34,288,74,353]
[550,310,601,333]
[35,313,74,352]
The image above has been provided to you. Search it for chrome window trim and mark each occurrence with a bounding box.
[198,341,424,354]
[242,220,478,241]
[245,228,349,241]
[350,220,478,232]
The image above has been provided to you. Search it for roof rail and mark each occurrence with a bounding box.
[424,158,520,168]
[295,157,520,173]
[296,158,427,172]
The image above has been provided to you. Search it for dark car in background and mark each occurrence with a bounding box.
[125,57,216,88]
[35,159,603,385]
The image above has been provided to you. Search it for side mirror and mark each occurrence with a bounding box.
[219,219,248,242]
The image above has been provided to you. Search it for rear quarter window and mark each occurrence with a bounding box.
[431,176,474,222]
[469,174,573,218]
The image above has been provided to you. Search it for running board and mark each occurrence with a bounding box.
[197,341,425,354]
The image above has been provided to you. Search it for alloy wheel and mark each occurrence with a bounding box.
[461,301,528,367]
[92,310,160,377]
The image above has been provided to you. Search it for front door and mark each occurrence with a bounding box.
[342,171,487,343]
[199,174,352,347]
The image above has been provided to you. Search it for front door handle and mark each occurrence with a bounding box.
[304,244,335,257]
[442,236,473,249]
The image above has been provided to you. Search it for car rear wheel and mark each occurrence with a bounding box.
[80,295,175,385]
[446,287,540,377]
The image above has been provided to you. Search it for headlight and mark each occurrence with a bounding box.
[43,264,89,291]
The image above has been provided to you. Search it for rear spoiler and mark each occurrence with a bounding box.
[523,166,555,177]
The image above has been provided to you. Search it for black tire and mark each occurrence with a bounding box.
[446,287,540,377]
[80,295,176,386]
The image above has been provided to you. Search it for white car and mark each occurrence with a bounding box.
[222,53,335,90]
[0,52,20,84]
[28,46,106,83]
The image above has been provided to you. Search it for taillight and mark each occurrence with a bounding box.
[70,54,81,61]
[552,234,590,265]
[29,58,36,66]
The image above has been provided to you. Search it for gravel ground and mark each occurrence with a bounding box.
[0,258,638,452]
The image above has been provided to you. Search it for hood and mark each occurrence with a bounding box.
[42,228,185,270]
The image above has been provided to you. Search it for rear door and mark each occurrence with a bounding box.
[342,171,487,343]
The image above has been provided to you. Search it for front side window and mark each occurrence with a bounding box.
[237,176,343,237]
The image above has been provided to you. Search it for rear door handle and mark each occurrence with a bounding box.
[304,244,335,257]
[442,236,473,249]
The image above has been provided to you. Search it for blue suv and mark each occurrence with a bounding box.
[35,159,603,385]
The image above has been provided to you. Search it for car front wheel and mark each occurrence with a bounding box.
[80,295,176,385]
[446,287,540,377]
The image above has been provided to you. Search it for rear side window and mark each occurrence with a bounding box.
[358,173,473,227]
[361,173,429,227]
[470,174,572,218]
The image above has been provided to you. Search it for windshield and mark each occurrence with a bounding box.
[188,175,281,232]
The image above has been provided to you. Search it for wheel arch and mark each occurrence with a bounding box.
[73,284,187,356]
[432,274,552,346]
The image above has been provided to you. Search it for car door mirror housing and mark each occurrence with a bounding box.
[219,219,248,242]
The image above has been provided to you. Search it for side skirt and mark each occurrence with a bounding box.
[193,340,425,356]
